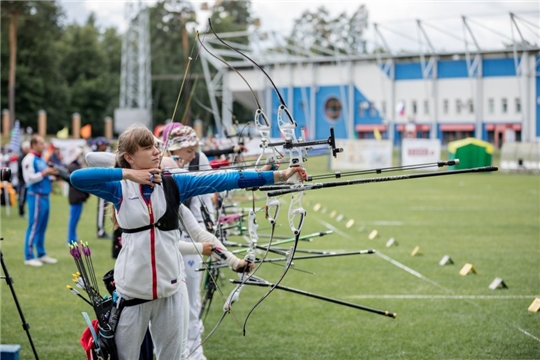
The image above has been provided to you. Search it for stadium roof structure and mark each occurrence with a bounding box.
[200,11,539,67]
[198,10,540,134]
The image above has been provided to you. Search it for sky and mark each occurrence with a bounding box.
[59,0,539,53]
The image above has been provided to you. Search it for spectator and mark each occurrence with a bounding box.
[93,137,112,239]
[65,147,89,244]
[22,135,59,267]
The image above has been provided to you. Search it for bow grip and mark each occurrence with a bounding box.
[265,198,281,225]
[289,208,306,235]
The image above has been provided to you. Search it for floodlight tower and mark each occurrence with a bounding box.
[115,0,152,134]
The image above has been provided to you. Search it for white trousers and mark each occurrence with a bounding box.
[183,253,205,360]
[115,283,189,360]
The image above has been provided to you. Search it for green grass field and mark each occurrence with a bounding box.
[1,156,539,359]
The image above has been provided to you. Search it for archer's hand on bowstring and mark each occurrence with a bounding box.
[122,168,162,187]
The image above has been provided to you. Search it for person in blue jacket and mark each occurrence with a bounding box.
[21,135,59,267]
[70,124,306,360]
[92,136,112,239]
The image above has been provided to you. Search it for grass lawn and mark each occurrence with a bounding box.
[1,155,539,359]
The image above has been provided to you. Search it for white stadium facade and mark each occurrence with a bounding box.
[200,12,540,150]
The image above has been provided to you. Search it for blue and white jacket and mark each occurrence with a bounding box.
[70,168,274,300]
[22,151,53,195]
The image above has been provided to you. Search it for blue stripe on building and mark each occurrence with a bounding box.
[437,60,469,78]
[391,58,517,80]
[395,63,423,80]
[482,58,516,77]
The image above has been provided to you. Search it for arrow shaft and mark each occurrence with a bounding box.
[261,250,375,263]
[232,231,331,255]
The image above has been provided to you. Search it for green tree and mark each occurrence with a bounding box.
[1,1,68,133]
[59,14,121,136]
[1,1,122,136]
[101,27,122,117]
[288,5,368,55]
[209,0,257,46]
[148,0,198,126]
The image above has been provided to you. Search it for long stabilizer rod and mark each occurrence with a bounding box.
[266,166,498,197]
[232,277,396,319]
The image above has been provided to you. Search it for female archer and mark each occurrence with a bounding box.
[71,124,306,360]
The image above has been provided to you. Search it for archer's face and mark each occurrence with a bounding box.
[126,144,161,170]
[170,146,197,164]
[32,136,46,154]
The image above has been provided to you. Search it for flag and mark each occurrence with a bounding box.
[373,128,382,140]
[396,101,405,117]
[8,120,21,152]
[43,143,54,161]
[57,127,69,139]
[80,124,92,139]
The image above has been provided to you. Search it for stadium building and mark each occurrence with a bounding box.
[200,12,540,148]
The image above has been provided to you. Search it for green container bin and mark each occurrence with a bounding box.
[448,138,493,169]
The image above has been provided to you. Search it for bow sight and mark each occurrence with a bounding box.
[265,127,344,159]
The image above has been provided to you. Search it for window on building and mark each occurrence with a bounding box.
[515,98,521,113]
[468,99,474,113]
[325,97,342,121]
[423,100,429,115]
[443,99,449,114]
[488,98,494,114]
[381,100,387,116]
[412,100,417,115]
[456,99,462,115]
[442,131,475,146]
[369,101,376,117]
[502,98,508,113]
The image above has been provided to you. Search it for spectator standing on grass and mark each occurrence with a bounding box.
[48,145,64,194]
[22,135,59,267]
[93,137,112,239]
[65,147,89,244]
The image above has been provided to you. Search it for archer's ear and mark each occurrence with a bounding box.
[124,154,133,165]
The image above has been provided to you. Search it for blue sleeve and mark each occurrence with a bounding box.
[70,168,124,205]
[173,170,274,202]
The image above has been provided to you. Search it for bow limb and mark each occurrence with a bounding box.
[254,109,284,169]
[206,19,309,333]
[160,29,208,167]
[241,106,308,337]
[198,24,285,295]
